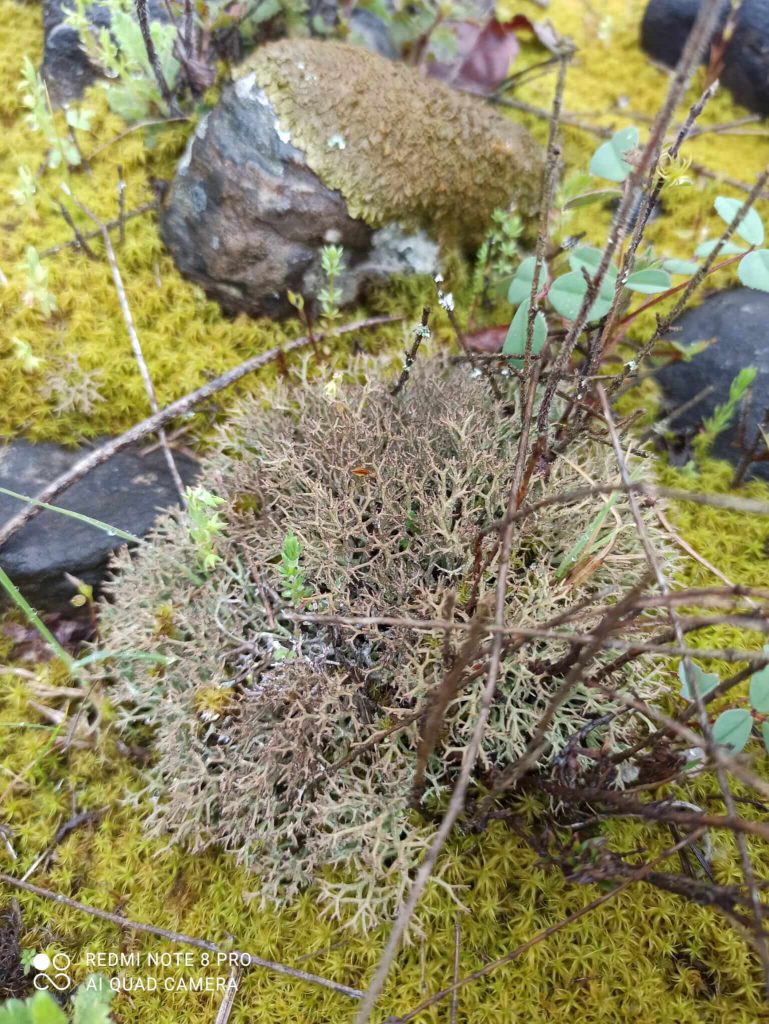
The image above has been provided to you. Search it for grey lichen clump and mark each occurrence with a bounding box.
[240,39,545,243]
[101,358,665,929]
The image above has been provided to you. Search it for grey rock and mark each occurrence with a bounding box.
[656,289,769,481]
[42,0,171,106]
[161,77,438,319]
[0,440,199,610]
[640,0,769,115]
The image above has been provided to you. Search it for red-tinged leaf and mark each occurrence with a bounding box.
[464,325,507,353]
[428,19,521,95]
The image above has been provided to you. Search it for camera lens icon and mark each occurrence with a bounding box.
[33,951,72,992]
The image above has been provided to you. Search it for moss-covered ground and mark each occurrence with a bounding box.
[1,0,769,1020]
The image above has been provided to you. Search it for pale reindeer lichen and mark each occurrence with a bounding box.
[100,356,668,930]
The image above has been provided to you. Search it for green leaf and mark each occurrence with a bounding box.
[714,195,765,246]
[711,707,753,752]
[562,188,622,211]
[678,661,719,701]
[107,84,153,123]
[502,299,547,360]
[738,248,769,292]
[662,258,701,276]
[0,998,33,1023]
[749,665,769,713]
[28,992,68,1024]
[72,974,114,1024]
[625,268,671,294]
[667,338,713,362]
[507,256,547,306]
[556,492,621,579]
[694,239,747,259]
[589,126,639,183]
[762,721,769,756]
[568,245,618,282]
[548,271,613,322]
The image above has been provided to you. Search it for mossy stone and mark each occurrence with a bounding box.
[240,38,545,243]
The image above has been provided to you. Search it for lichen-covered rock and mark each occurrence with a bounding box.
[161,39,542,318]
[100,356,666,929]
[641,0,769,115]
[243,39,543,239]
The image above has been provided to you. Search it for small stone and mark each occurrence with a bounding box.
[0,441,199,610]
[640,0,769,115]
[655,289,769,481]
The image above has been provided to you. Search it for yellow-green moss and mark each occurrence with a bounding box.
[241,39,544,242]
[3,0,769,1021]
[0,14,414,446]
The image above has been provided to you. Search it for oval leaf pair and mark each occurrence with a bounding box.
[507,256,547,306]
[549,271,614,322]
[503,298,547,360]
[749,664,769,713]
[589,126,639,183]
[738,249,769,292]
[625,268,671,294]
[712,707,753,752]
[678,661,719,701]
[714,195,765,247]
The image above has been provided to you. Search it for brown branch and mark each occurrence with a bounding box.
[411,600,490,802]
[524,49,570,373]
[473,571,654,816]
[535,0,725,447]
[390,308,430,397]
[283,609,769,665]
[66,188,187,503]
[38,201,158,259]
[597,383,769,994]
[135,0,180,115]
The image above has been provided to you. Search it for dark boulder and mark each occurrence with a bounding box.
[0,440,199,610]
[656,289,769,481]
[160,77,387,321]
[161,40,542,319]
[641,0,769,116]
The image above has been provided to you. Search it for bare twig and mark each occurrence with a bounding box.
[0,315,402,551]
[597,384,769,996]
[0,873,364,1000]
[412,601,490,802]
[54,200,96,259]
[21,808,104,883]
[450,918,461,1024]
[354,360,545,1024]
[536,0,726,446]
[524,48,570,374]
[391,308,430,397]
[65,189,187,503]
[39,201,158,259]
[214,965,241,1024]
[135,0,180,115]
